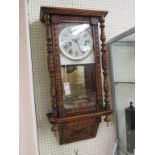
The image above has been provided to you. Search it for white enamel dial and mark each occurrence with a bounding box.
[59,24,93,60]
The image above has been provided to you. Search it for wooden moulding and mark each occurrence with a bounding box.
[47,111,112,124]
[40,6,108,22]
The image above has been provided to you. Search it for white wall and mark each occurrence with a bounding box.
[19,0,39,155]
[27,0,135,155]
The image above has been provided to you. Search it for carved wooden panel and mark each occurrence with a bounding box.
[59,117,101,144]
[51,15,64,114]
[44,14,58,117]
[92,25,103,110]
[60,15,90,23]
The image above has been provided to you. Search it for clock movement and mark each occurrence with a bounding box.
[40,6,112,144]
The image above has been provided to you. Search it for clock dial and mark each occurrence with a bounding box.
[59,24,93,60]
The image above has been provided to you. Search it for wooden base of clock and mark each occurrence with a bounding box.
[59,117,101,144]
[47,111,112,144]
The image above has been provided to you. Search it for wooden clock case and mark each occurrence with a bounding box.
[40,7,112,144]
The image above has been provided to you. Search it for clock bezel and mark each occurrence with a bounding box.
[59,24,93,61]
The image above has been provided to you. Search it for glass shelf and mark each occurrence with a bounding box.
[114,82,135,85]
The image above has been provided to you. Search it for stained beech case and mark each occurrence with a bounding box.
[40,6,112,144]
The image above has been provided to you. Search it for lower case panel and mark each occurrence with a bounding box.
[59,116,101,144]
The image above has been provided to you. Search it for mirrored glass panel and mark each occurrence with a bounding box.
[61,64,96,105]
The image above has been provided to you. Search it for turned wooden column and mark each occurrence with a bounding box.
[44,14,57,118]
[99,16,111,114]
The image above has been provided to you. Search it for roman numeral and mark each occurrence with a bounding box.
[75,51,78,56]
[68,41,72,46]
[68,49,72,54]
[64,44,69,50]
[85,40,90,45]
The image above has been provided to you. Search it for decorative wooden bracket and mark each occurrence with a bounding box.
[47,110,112,143]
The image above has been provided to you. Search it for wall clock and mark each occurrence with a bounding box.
[40,6,112,144]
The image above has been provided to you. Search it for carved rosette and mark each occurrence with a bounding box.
[44,14,58,118]
[99,16,111,122]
